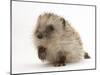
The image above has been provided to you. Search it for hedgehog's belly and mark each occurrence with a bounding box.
[45,41,85,63]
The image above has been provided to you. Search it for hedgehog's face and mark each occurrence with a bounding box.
[35,13,66,39]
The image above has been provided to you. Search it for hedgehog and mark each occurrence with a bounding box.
[33,13,90,66]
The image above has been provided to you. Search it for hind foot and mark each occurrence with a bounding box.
[84,52,90,59]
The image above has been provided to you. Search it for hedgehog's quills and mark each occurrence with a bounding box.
[33,13,90,66]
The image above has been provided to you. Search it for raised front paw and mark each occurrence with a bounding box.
[38,46,46,60]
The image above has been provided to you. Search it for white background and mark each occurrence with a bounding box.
[0,0,100,75]
[12,1,95,74]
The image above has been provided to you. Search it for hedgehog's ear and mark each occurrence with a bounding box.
[60,18,66,29]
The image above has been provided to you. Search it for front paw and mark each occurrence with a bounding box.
[38,46,46,60]
[54,62,66,67]
[54,52,66,67]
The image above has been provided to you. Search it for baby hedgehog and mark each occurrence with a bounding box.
[33,13,90,66]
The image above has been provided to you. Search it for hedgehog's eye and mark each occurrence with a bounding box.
[46,25,54,32]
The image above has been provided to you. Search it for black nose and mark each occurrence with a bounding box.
[37,33,43,39]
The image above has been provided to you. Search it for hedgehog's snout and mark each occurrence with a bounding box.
[37,33,43,39]
[36,25,54,39]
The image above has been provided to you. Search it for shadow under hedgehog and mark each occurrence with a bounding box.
[33,13,90,67]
